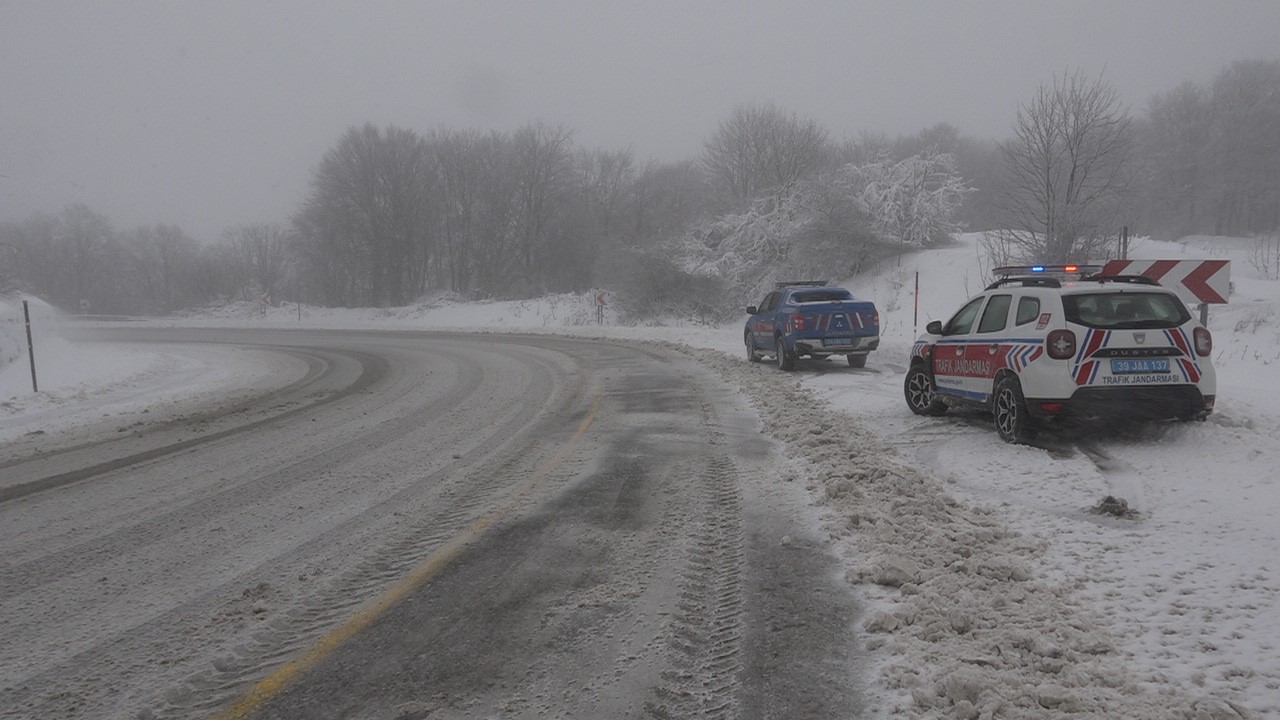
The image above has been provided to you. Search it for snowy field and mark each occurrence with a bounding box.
[2,233,1276,718]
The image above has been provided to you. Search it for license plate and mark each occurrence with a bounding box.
[825,338,853,347]
[1110,359,1170,374]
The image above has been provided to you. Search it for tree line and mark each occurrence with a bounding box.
[2,58,1276,317]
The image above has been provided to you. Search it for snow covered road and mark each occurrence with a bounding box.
[0,328,863,720]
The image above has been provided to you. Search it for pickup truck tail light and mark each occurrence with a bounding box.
[1046,329,1076,360]
[872,311,880,328]
[1194,327,1212,357]
[790,315,807,332]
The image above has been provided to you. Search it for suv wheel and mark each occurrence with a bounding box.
[993,376,1037,444]
[745,332,761,362]
[904,365,947,416]
[776,337,796,371]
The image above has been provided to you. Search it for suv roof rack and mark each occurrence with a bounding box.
[1082,273,1160,286]
[775,279,829,288]
[985,276,1063,290]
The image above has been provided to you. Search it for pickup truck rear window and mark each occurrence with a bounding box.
[792,290,853,303]
[1062,292,1191,329]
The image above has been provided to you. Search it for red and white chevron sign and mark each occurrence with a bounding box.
[1100,259,1231,304]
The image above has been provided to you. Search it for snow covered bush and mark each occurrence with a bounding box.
[596,248,728,324]
[850,149,972,251]
[675,149,967,305]
[1251,232,1280,280]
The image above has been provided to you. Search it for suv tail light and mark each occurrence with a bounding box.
[1046,329,1076,360]
[1194,327,1212,357]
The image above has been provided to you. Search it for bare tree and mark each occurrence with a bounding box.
[624,160,713,246]
[297,124,437,306]
[223,223,292,301]
[511,121,573,292]
[1139,81,1212,236]
[702,103,829,203]
[430,128,485,293]
[998,70,1133,262]
[1207,59,1280,235]
[469,132,523,296]
[127,224,198,313]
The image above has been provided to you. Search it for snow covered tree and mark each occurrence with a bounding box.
[852,149,972,252]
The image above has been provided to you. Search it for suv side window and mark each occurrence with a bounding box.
[1015,296,1041,326]
[943,296,985,335]
[760,292,780,313]
[977,294,1012,334]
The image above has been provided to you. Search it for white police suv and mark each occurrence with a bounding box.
[904,265,1216,443]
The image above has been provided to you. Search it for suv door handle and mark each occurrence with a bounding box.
[989,344,1000,354]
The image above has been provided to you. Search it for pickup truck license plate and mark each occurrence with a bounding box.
[1110,359,1170,374]
[824,338,854,347]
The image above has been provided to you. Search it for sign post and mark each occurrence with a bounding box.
[913,271,919,335]
[23,300,38,392]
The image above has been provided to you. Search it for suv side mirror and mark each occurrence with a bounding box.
[745,306,758,315]
[926,320,943,335]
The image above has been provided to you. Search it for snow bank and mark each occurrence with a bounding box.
[807,232,1279,717]
[694,346,1252,719]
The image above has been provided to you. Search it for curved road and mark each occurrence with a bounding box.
[0,328,862,720]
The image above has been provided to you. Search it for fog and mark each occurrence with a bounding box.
[2,0,1279,241]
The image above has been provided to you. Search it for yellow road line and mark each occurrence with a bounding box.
[214,391,603,720]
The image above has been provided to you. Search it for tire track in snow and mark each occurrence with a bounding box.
[149,345,593,718]
[0,346,375,504]
[644,443,745,718]
[0,337,588,720]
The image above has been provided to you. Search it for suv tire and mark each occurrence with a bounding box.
[745,332,761,362]
[904,365,947,416]
[776,337,796,371]
[993,376,1037,444]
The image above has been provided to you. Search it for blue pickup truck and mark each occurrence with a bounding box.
[744,281,880,370]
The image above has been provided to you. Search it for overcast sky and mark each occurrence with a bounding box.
[3,0,1279,241]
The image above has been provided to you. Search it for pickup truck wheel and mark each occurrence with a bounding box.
[745,332,761,362]
[775,337,796,371]
[904,365,947,416]
[847,354,867,368]
[993,376,1037,444]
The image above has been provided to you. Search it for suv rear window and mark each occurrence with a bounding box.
[1062,292,1191,329]
[792,289,853,303]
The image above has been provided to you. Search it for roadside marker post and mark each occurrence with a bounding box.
[913,271,919,336]
[23,300,38,393]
